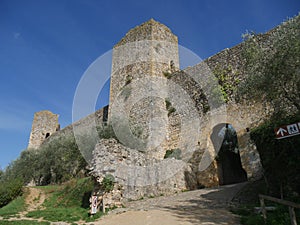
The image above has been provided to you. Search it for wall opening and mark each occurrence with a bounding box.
[45,133,50,139]
[211,123,247,185]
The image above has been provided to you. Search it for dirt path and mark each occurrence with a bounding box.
[2,187,48,222]
[92,182,246,225]
[24,187,46,212]
[1,183,245,224]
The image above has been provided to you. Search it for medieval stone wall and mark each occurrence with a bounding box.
[28,18,295,203]
[40,106,108,148]
[28,110,60,149]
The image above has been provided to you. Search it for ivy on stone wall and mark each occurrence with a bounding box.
[164,148,182,160]
[213,65,241,103]
[165,99,176,116]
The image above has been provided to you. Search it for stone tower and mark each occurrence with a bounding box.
[28,110,60,149]
[109,19,180,159]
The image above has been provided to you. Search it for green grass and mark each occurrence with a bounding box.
[0,177,107,223]
[231,180,300,225]
[237,204,300,225]
[0,195,26,218]
[26,207,102,222]
[0,220,50,225]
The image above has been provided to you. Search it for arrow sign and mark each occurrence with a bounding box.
[275,122,300,139]
[276,127,287,136]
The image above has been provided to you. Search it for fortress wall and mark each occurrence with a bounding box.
[29,17,297,198]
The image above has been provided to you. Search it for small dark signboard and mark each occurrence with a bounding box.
[274,122,300,139]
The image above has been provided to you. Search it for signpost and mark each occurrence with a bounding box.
[274,122,300,139]
[90,195,98,215]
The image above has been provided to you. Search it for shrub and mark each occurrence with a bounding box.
[250,113,300,197]
[97,124,118,140]
[101,174,115,192]
[0,178,23,207]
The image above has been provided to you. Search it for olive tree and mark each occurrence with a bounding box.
[238,14,300,114]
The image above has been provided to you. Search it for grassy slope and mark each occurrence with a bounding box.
[0,195,26,218]
[0,177,105,224]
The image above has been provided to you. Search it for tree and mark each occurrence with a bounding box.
[238,14,300,114]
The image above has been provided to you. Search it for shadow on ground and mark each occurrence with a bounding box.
[160,183,246,225]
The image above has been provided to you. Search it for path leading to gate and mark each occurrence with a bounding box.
[92,182,247,225]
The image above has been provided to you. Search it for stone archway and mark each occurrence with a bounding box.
[211,123,247,185]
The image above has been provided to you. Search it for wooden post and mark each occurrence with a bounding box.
[259,194,300,225]
[102,197,106,213]
[260,197,267,223]
[289,206,297,225]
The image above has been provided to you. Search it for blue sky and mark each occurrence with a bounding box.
[0,0,299,169]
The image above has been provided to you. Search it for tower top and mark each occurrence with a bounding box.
[115,19,178,47]
[28,110,60,149]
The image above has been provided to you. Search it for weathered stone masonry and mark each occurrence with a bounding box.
[28,18,290,203]
[28,110,60,149]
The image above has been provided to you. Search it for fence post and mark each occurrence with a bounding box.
[260,196,267,223]
[102,197,106,213]
[289,206,297,225]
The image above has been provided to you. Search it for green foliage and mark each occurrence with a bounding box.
[97,124,118,140]
[163,71,172,79]
[0,195,25,217]
[26,178,102,223]
[213,65,240,103]
[101,174,115,192]
[0,178,23,208]
[165,99,176,116]
[239,14,300,113]
[125,75,133,85]
[0,221,50,225]
[2,134,87,187]
[57,177,94,208]
[250,113,300,197]
[0,133,89,207]
[238,203,299,225]
[164,148,182,160]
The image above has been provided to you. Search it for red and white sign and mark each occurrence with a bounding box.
[91,195,98,214]
[274,122,300,139]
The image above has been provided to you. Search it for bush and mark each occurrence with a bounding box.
[250,113,300,197]
[2,134,88,187]
[0,178,23,207]
[101,174,115,192]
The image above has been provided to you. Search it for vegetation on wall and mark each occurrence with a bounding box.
[213,65,241,103]
[101,174,115,192]
[238,14,300,113]
[164,148,182,160]
[97,124,118,140]
[163,71,172,79]
[125,75,133,85]
[165,99,176,116]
